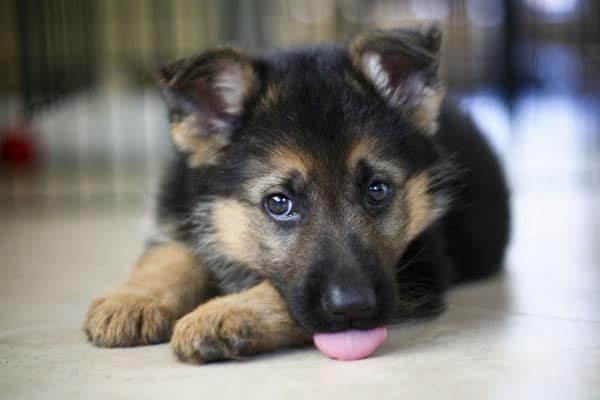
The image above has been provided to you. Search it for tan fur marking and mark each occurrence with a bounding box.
[257,83,285,111]
[408,85,445,136]
[347,137,378,171]
[270,147,311,178]
[347,137,406,182]
[171,281,310,363]
[405,173,433,241]
[170,115,229,167]
[237,56,259,105]
[84,243,212,347]
[211,199,261,265]
[244,173,287,205]
[242,148,312,203]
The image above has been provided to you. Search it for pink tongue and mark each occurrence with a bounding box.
[313,327,387,361]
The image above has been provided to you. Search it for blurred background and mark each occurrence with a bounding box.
[0,0,599,212]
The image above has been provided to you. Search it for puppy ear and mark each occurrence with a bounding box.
[157,48,258,166]
[348,26,445,134]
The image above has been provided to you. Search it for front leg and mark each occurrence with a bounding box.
[171,281,311,364]
[84,243,213,347]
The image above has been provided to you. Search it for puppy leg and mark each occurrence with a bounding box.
[84,243,213,347]
[171,281,310,363]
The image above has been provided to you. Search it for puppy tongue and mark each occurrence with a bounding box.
[313,327,387,361]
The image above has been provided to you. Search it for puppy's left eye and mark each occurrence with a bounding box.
[265,194,300,222]
[366,182,391,205]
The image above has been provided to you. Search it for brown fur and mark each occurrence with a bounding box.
[211,199,261,266]
[84,244,212,347]
[242,147,311,204]
[405,173,433,241]
[256,82,286,112]
[407,85,445,135]
[346,137,407,183]
[210,194,308,281]
[171,281,310,363]
[345,137,412,265]
[346,137,380,172]
[270,147,311,179]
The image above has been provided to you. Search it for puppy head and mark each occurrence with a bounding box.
[157,27,450,333]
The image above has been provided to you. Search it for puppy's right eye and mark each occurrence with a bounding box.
[366,182,390,204]
[265,194,299,222]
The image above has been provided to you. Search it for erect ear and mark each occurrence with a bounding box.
[348,26,445,134]
[157,47,258,166]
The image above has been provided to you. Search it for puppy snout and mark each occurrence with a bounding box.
[322,284,376,321]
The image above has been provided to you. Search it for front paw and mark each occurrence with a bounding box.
[84,288,174,347]
[171,305,263,364]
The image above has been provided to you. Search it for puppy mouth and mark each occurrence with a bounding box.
[309,300,390,360]
[309,298,390,360]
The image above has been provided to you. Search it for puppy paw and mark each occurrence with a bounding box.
[84,289,174,347]
[171,305,263,364]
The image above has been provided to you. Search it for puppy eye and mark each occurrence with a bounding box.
[366,182,391,205]
[265,194,299,221]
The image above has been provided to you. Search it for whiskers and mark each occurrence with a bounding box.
[428,151,467,214]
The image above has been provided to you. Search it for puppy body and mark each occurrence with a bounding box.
[85,28,510,363]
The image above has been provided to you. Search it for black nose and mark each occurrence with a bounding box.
[323,284,377,321]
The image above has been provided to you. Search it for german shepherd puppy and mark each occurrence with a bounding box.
[84,27,510,363]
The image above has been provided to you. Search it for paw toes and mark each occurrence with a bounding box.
[226,337,255,356]
[171,308,261,364]
[140,305,173,344]
[196,340,225,362]
[84,296,173,347]
[220,318,257,356]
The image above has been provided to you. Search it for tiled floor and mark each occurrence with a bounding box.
[1,93,599,399]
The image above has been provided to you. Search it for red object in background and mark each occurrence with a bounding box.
[1,123,39,169]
